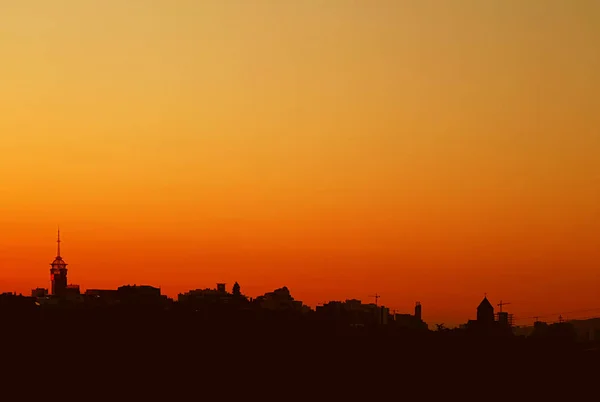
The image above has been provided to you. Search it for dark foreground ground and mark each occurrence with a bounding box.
[1,311,597,400]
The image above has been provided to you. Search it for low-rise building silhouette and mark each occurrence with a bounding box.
[393,302,428,331]
[117,285,166,306]
[31,288,48,298]
[84,289,119,307]
[178,283,235,305]
[316,299,389,327]
[254,286,307,312]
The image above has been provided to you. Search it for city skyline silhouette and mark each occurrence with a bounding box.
[3,228,599,330]
[2,2,599,394]
[2,227,597,350]
[3,1,599,327]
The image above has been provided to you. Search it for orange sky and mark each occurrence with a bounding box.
[1,1,599,326]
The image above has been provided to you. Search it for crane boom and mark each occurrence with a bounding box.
[369,294,380,306]
[497,300,511,313]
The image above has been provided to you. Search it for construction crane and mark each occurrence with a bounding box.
[369,294,381,306]
[497,300,511,313]
[391,308,405,317]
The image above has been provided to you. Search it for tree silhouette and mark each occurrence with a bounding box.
[436,323,446,332]
[232,282,241,297]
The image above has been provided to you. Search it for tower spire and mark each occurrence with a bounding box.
[57,226,61,257]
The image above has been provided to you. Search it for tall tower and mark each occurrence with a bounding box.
[415,301,422,321]
[50,228,68,296]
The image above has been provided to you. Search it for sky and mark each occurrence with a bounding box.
[1,0,599,326]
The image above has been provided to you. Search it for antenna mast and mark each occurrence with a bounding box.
[57,227,61,257]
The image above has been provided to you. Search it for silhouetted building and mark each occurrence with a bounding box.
[466,296,513,336]
[81,285,167,307]
[497,311,513,327]
[567,318,600,342]
[85,289,118,298]
[476,296,495,324]
[118,285,160,296]
[66,284,80,294]
[373,304,389,325]
[111,285,168,309]
[0,293,38,313]
[530,320,549,337]
[530,319,577,342]
[178,283,233,304]
[31,288,48,298]
[63,284,82,302]
[50,229,68,296]
[415,301,422,321]
[85,289,119,305]
[118,285,162,302]
[254,287,308,312]
[316,299,389,327]
[393,302,428,331]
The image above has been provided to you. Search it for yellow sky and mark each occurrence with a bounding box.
[1,1,599,325]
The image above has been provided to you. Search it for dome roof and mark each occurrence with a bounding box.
[51,256,67,267]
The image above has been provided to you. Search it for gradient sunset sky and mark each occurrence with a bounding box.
[1,0,598,326]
